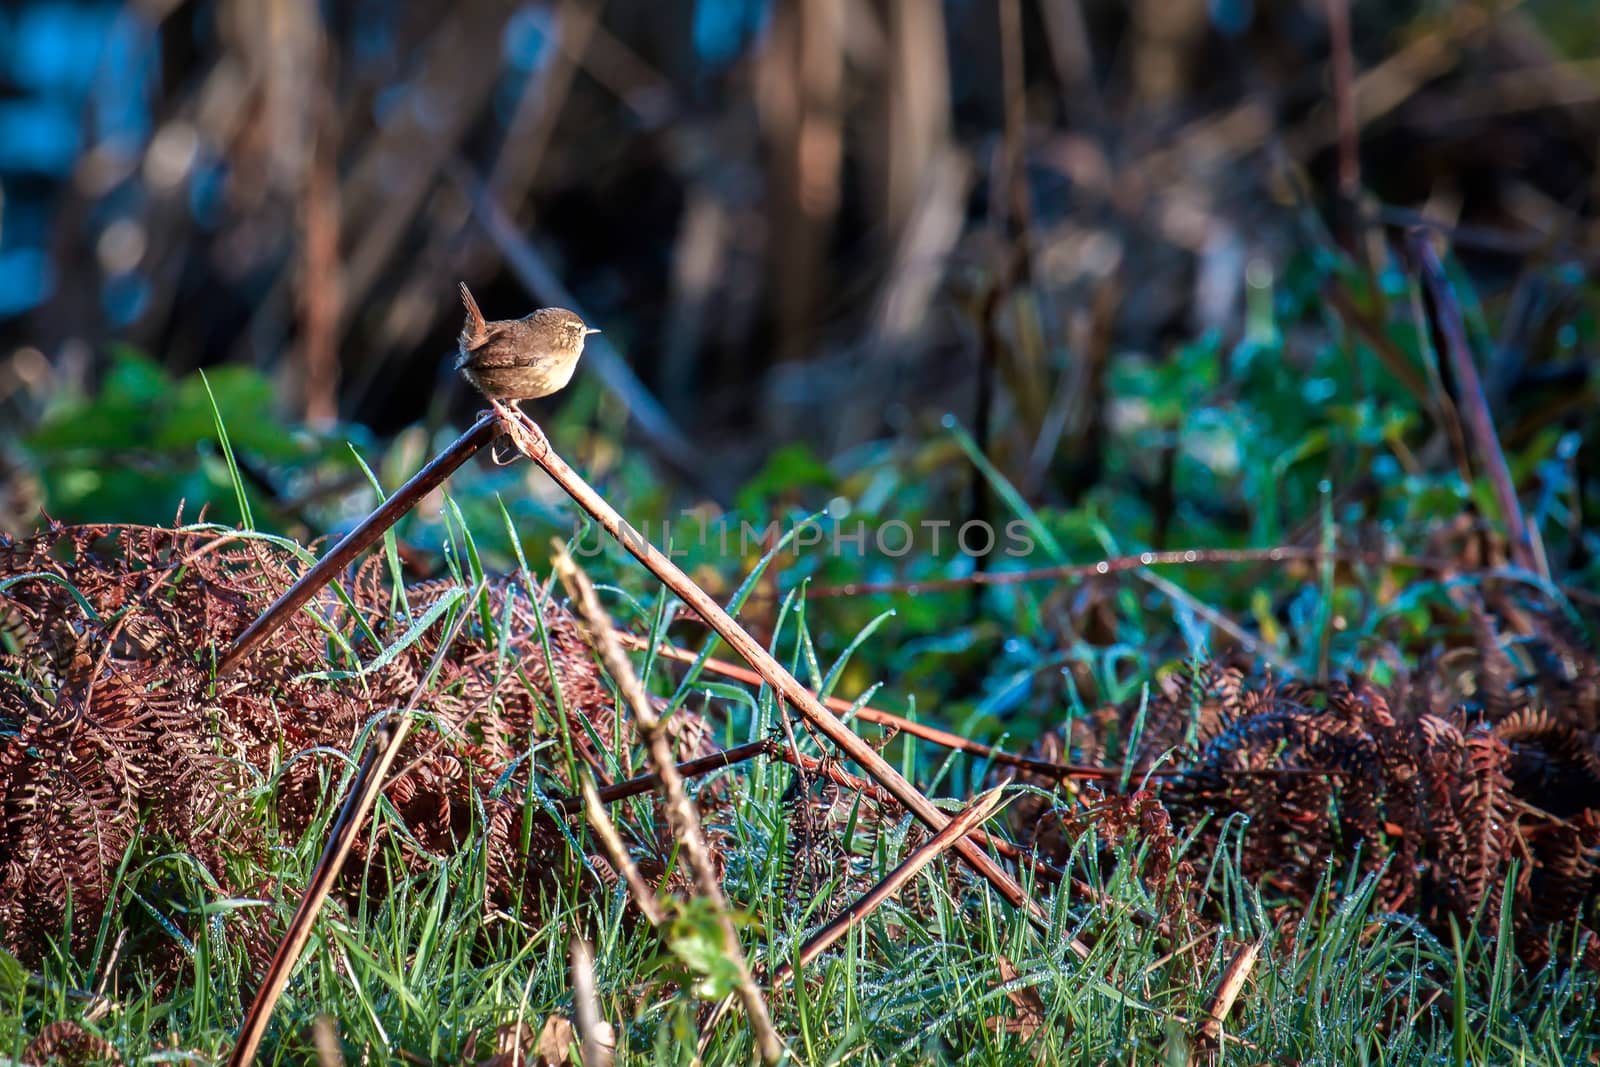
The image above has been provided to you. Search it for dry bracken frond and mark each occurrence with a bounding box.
[1015,587,1599,965]
[0,522,715,974]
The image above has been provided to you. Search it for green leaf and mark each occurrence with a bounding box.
[0,946,26,998]
[199,369,253,530]
[665,898,747,1001]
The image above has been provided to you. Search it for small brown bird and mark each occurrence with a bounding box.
[456,282,599,454]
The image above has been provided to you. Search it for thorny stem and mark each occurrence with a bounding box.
[622,632,1356,785]
[806,544,1460,599]
[617,632,1121,779]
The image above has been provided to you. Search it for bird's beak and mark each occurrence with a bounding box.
[586,327,602,335]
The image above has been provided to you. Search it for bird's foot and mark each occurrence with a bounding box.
[489,400,549,462]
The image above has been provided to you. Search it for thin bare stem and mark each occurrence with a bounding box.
[554,548,783,1065]
[230,714,411,1067]
[229,604,477,1067]
[1197,938,1263,1045]
[579,771,667,926]
[1409,231,1545,579]
[621,633,1356,786]
[806,544,1457,599]
[1371,204,1600,267]
[215,413,498,677]
[1325,0,1359,203]
[771,782,1012,989]
[1325,280,1464,450]
[561,740,773,813]
[614,632,1120,780]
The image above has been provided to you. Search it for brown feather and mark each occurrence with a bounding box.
[458,282,488,351]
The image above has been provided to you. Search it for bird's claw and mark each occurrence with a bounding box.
[489,401,549,462]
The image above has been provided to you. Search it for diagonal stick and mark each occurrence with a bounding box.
[554,547,783,1064]
[216,414,499,678]
[228,606,472,1066]
[1409,231,1545,580]
[771,781,1013,989]
[502,408,1083,956]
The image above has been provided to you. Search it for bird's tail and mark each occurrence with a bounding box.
[458,282,489,349]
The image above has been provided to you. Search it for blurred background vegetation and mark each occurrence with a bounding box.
[1,0,1597,742]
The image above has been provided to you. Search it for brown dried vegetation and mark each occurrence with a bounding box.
[3,521,1598,992]
[1017,587,1600,968]
[0,521,713,973]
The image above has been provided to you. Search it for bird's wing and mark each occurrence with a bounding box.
[465,323,540,368]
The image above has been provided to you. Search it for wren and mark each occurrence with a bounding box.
[455,282,599,456]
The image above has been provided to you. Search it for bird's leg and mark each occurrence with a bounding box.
[489,399,549,459]
[487,399,526,464]
[515,404,551,456]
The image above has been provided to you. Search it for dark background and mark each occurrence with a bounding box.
[1,0,1596,584]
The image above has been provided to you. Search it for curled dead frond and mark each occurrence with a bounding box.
[1014,586,1599,965]
[0,522,711,975]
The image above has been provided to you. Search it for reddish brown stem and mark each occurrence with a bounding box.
[771,783,1012,988]
[216,413,499,677]
[1409,232,1543,579]
[617,632,1120,780]
[1325,0,1359,204]
[623,631,1356,786]
[806,545,1456,599]
[500,408,1079,954]
[230,679,433,1067]
[556,740,773,813]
